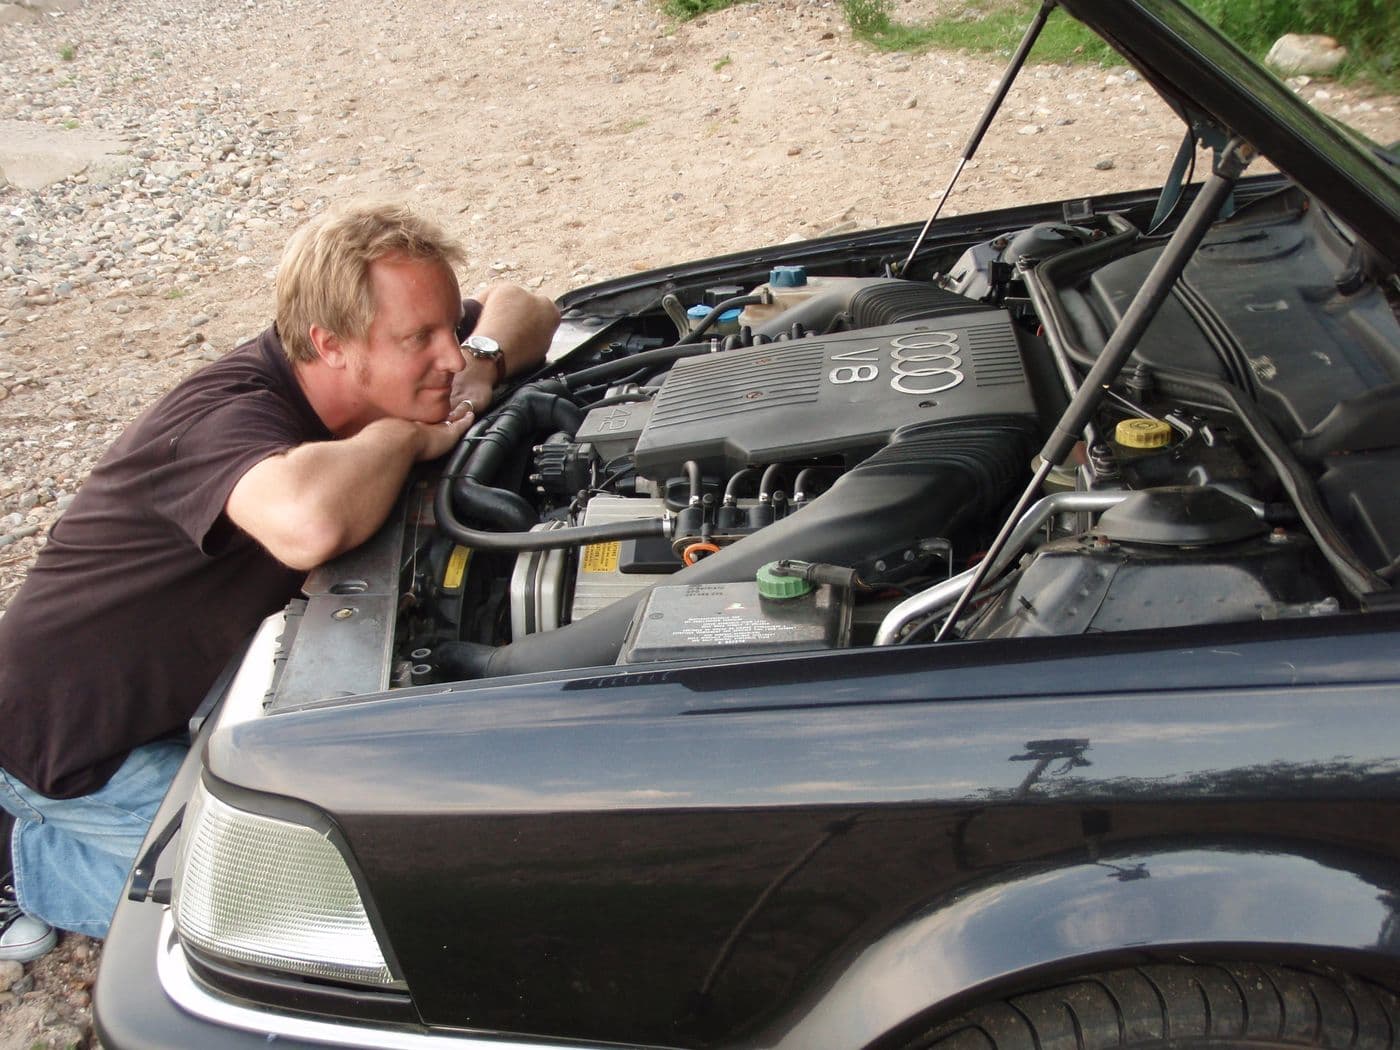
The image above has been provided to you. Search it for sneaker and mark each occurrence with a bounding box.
[1,878,56,963]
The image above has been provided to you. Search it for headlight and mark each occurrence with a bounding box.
[173,778,398,988]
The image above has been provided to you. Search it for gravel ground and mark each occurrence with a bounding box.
[1,0,1397,1045]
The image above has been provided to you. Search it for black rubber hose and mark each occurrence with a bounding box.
[454,480,535,533]
[758,463,784,499]
[685,460,702,504]
[724,467,759,502]
[587,391,654,409]
[793,466,841,504]
[434,482,666,552]
[450,388,584,531]
[563,342,714,391]
[435,385,667,552]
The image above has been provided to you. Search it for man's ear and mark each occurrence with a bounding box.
[308,324,350,370]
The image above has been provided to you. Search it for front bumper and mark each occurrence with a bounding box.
[98,840,617,1050]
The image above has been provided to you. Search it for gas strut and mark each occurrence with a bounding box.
[932,137,1257,642]
[898,0,1057,276]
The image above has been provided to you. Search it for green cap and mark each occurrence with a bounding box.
[756,561,813,600]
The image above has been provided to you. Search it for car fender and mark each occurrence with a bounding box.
[772,844,1400,1050]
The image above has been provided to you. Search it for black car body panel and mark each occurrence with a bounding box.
[207,616,1400,1047]
[96,1,1400,1048]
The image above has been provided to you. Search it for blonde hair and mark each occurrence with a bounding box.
[274,200,467,364]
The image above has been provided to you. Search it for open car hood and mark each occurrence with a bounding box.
[1063,0,1400,261]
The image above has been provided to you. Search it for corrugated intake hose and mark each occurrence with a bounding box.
[434,385,668,552]
[449,387,584,532]
[461,416,1037,677]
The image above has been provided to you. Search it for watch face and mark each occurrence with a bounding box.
[465,334,501,358]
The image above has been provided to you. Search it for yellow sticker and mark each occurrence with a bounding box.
[582,542,620,573]
[443,545,471,590]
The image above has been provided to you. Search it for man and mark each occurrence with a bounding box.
[0,200,559,962]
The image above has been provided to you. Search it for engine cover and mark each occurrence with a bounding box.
[632,312,1037,478]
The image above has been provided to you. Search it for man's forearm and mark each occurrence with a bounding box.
[227,416,467,571]
[473,283,560,371]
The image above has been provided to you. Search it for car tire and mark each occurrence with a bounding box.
[894,963,1400,1050]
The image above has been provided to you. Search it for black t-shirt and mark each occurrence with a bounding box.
[0,328,330,798]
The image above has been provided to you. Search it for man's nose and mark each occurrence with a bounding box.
[441,331,467,372]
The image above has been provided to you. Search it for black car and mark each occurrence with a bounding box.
[96,2,1400,1048]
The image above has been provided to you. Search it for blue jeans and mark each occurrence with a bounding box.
[0,739,187,938]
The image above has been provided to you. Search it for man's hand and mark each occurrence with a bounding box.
[226,415,471,571]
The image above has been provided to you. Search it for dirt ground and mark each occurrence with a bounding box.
[1,0,1397,1046]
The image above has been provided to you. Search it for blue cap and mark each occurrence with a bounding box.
[718,308,741,323]
[687,304,710,319]
[769,265,808,288]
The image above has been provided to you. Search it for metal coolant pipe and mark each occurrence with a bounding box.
[873,490,1128,645]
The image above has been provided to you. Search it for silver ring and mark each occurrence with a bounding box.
[460,397,476,417]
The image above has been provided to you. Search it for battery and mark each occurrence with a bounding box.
[617,580,851,665]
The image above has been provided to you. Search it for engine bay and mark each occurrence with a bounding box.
[267,178,1399,704]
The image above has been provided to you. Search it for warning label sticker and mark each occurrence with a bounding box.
[582,542,621,573]
[443,545,471,590]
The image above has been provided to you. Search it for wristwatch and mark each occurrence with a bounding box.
[461,333,507,385]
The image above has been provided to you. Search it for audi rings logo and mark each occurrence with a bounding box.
[827,331,966,394]
[890,332,966,394]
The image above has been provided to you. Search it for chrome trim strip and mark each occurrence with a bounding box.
[155,911,610,1049]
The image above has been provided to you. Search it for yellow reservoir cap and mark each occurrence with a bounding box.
[1115,418,1172,449]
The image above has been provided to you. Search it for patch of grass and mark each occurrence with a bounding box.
[841,0,1115,64]
[165,288,186,299]
[59,44,76,61]
[1189,0,1399,90]
[660,0,1397,87]
[838,0,1397,88]
[712,54,732,72]
[661,0,741,17]
[63,119,78,129]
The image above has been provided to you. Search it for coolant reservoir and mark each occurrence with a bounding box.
[737,266,873,329]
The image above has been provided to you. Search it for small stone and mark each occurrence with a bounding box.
[1094,155,1116,170]
[0,959,23,991]
[786,145,802,156]
[9,971,34,996]
[902,96,917,110]
[188,313,210,328]
[515,154,534,167]
[1017,124,1043,135]
[1266,33,1347,77]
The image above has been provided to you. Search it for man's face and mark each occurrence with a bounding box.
[339,253,465,426]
